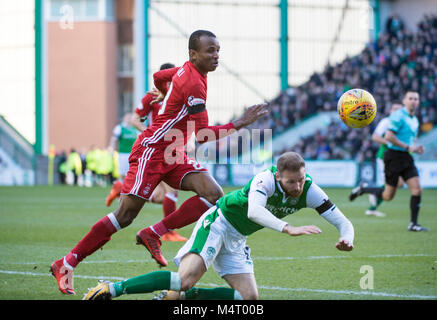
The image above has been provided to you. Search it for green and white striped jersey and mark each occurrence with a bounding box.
[217,166,330,236]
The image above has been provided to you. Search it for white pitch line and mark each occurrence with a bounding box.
[2,259,149,265]
[253,253,436,261]
[1,269,436,300]
[3,253,435,266]
[255,285,437,300]
[197,281,437,299]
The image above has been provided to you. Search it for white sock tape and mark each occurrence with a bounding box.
[170,272,181,291]
[107,212,121,231]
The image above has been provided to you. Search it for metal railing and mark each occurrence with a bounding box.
[0,115,35,171]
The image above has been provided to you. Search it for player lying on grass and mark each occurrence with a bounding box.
[84,152,354,300]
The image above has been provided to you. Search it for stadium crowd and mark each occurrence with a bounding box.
[251,13,437,162]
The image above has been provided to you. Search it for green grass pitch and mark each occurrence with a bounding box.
[0,185,436,300]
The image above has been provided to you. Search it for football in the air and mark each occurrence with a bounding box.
[337,88,377,128]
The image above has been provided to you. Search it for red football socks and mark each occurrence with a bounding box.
[163,192,178,217]
[65,213,120,268]
[150,196,210,237]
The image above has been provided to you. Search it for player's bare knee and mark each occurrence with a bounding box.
[411,188,421,197]
[242,290,259,300]
[178,254,205,291]
[201,187,223,204]
[384,194,393,201]
[213,187,224,200]
[411,182,422,195]
[150,193,164,204]
[114,195,144,228]
[382,189,395,201]
[113,208,139,228]
[178,266,200,291]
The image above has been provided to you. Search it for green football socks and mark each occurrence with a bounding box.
[368,195,383,210]
[368,185,384,211]
[110,271,243,300]
[112,271,180,297]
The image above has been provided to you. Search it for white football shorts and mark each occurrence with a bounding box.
[174,206,254,278]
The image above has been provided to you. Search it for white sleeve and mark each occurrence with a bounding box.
[305,183,330,210]
[321,206,355,245]
[373,118,389,137]
[306,183,354,245]
[247,171,288,233]
[113,124,121,139]
[248,170,275,197]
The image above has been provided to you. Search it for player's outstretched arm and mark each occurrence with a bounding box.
[190,103,268,144]
[282,224,322,236]
[306,183,354,251]
[320,206,354,251]
[232,103,269,130]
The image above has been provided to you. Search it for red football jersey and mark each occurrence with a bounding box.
[153,66,180,96]
[135,66,180,126]
[135,93,161,126]
[138,61,204,149]
[137,61,235,151]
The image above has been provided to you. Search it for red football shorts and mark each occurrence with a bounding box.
[121,144,207,200]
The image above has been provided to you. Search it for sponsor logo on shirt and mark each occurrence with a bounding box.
[188,96,205,107]
[266,204,298,217]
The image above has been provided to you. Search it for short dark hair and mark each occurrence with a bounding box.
[403,90,419,98]
[277,152,305,173]
[188,30,216,51]
[160,63,175,70]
